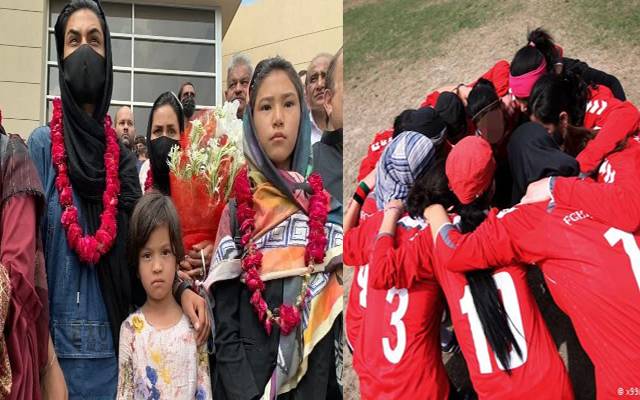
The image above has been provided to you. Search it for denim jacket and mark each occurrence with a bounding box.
[28,126,117,398]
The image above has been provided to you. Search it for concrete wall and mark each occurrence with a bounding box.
[221,0,342,87]
[0,0,46,138]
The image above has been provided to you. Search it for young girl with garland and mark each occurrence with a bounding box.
[117,192,211,400]
[205,56,343,400]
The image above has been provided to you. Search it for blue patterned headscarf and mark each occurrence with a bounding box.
[375,131,437,209]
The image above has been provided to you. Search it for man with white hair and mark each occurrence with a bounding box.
[225,53,253,119]
[306,52,332,144]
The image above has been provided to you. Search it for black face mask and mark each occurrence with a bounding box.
[149,136,180,194]
[182,97,196,118]
[63,44,106,106]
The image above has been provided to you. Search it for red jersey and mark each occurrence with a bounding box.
[357,128,393,181]
[344,212,449,400]
[372,221,572,399]
[554,136,640,232]
[442,204,640,398]
[578,85,640,173]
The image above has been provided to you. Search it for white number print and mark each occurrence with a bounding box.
[459,271,528,374]
[356,266,369,308]
[382,288,408,364]
[356,265,409,364]
[604,228,640,292]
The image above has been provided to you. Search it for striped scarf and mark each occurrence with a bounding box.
[375,131,437,209]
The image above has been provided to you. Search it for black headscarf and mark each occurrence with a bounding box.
[145,91,185,196]
[434,92,467,142]
[508,121,579,203]
[54,0,142,349]
[392,107,447,143]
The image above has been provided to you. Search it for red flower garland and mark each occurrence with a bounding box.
[235,168,329,335]
[50,98,121,265]
[144,168,153,193]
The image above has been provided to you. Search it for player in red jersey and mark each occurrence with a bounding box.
[422,138,640,399]
[522,136,640,233]
[509,28,626,115]
[372,137,573,399]
[345,130,453,399]
[527,71,639,175]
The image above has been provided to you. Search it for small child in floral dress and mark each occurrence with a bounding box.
[117,193,211,400]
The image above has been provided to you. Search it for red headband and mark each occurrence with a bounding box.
[509,57,547,98]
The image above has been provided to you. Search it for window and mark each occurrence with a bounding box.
[44,0,221,135]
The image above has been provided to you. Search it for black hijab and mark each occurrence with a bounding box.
[508,121,579,204]
[145,91,185,196]
[54,0,142,349]
[392,107,447,142]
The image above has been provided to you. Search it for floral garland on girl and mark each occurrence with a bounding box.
[234,168,328,335]
[50,98,120,265]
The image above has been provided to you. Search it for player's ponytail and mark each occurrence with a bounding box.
[511,27,559,77]
[406,157,457,219]
[408,164,523,374]
[457,198,524,375]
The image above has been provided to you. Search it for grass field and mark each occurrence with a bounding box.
[343,1,640,399]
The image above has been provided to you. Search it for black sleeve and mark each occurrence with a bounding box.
[563,57,626,101]
[212,278,261,400]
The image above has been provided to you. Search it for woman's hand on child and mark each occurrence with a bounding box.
[181,289,211,345]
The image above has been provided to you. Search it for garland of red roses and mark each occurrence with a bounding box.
[50,97,120,265]
[235,168,328,335]
[144,168,153,192]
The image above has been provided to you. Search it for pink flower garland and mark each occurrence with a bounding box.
[235,168,329,335]
[50,98,121,265]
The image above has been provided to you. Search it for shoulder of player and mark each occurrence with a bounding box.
[489,203,550,231]
[368,128,394,152]
[601,137,640,170]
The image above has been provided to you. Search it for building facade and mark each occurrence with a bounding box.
[222,0,343,85]
[0,0,240,138]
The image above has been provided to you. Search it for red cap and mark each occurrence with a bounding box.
[445,136,496,204]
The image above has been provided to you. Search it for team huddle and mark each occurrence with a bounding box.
[344,28,640,399]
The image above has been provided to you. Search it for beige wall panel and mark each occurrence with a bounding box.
[223,0,342,52]
[0,0,44,12]
[0,45,43,84]
[0,82,42,121]
[0,9,44,48]
[2,118,41,139]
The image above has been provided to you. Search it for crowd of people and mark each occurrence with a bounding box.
[0,0,343,399]
[344,27,640,399]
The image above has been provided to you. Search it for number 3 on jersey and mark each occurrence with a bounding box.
[459,271,528,374]
[355,266,409,364]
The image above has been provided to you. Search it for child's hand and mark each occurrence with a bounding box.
[181,289,211,345]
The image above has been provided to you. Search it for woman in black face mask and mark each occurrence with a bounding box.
[178,81,197,121]
[142,91,185,195]
[142,92,216,284]
[26,1,209,397]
